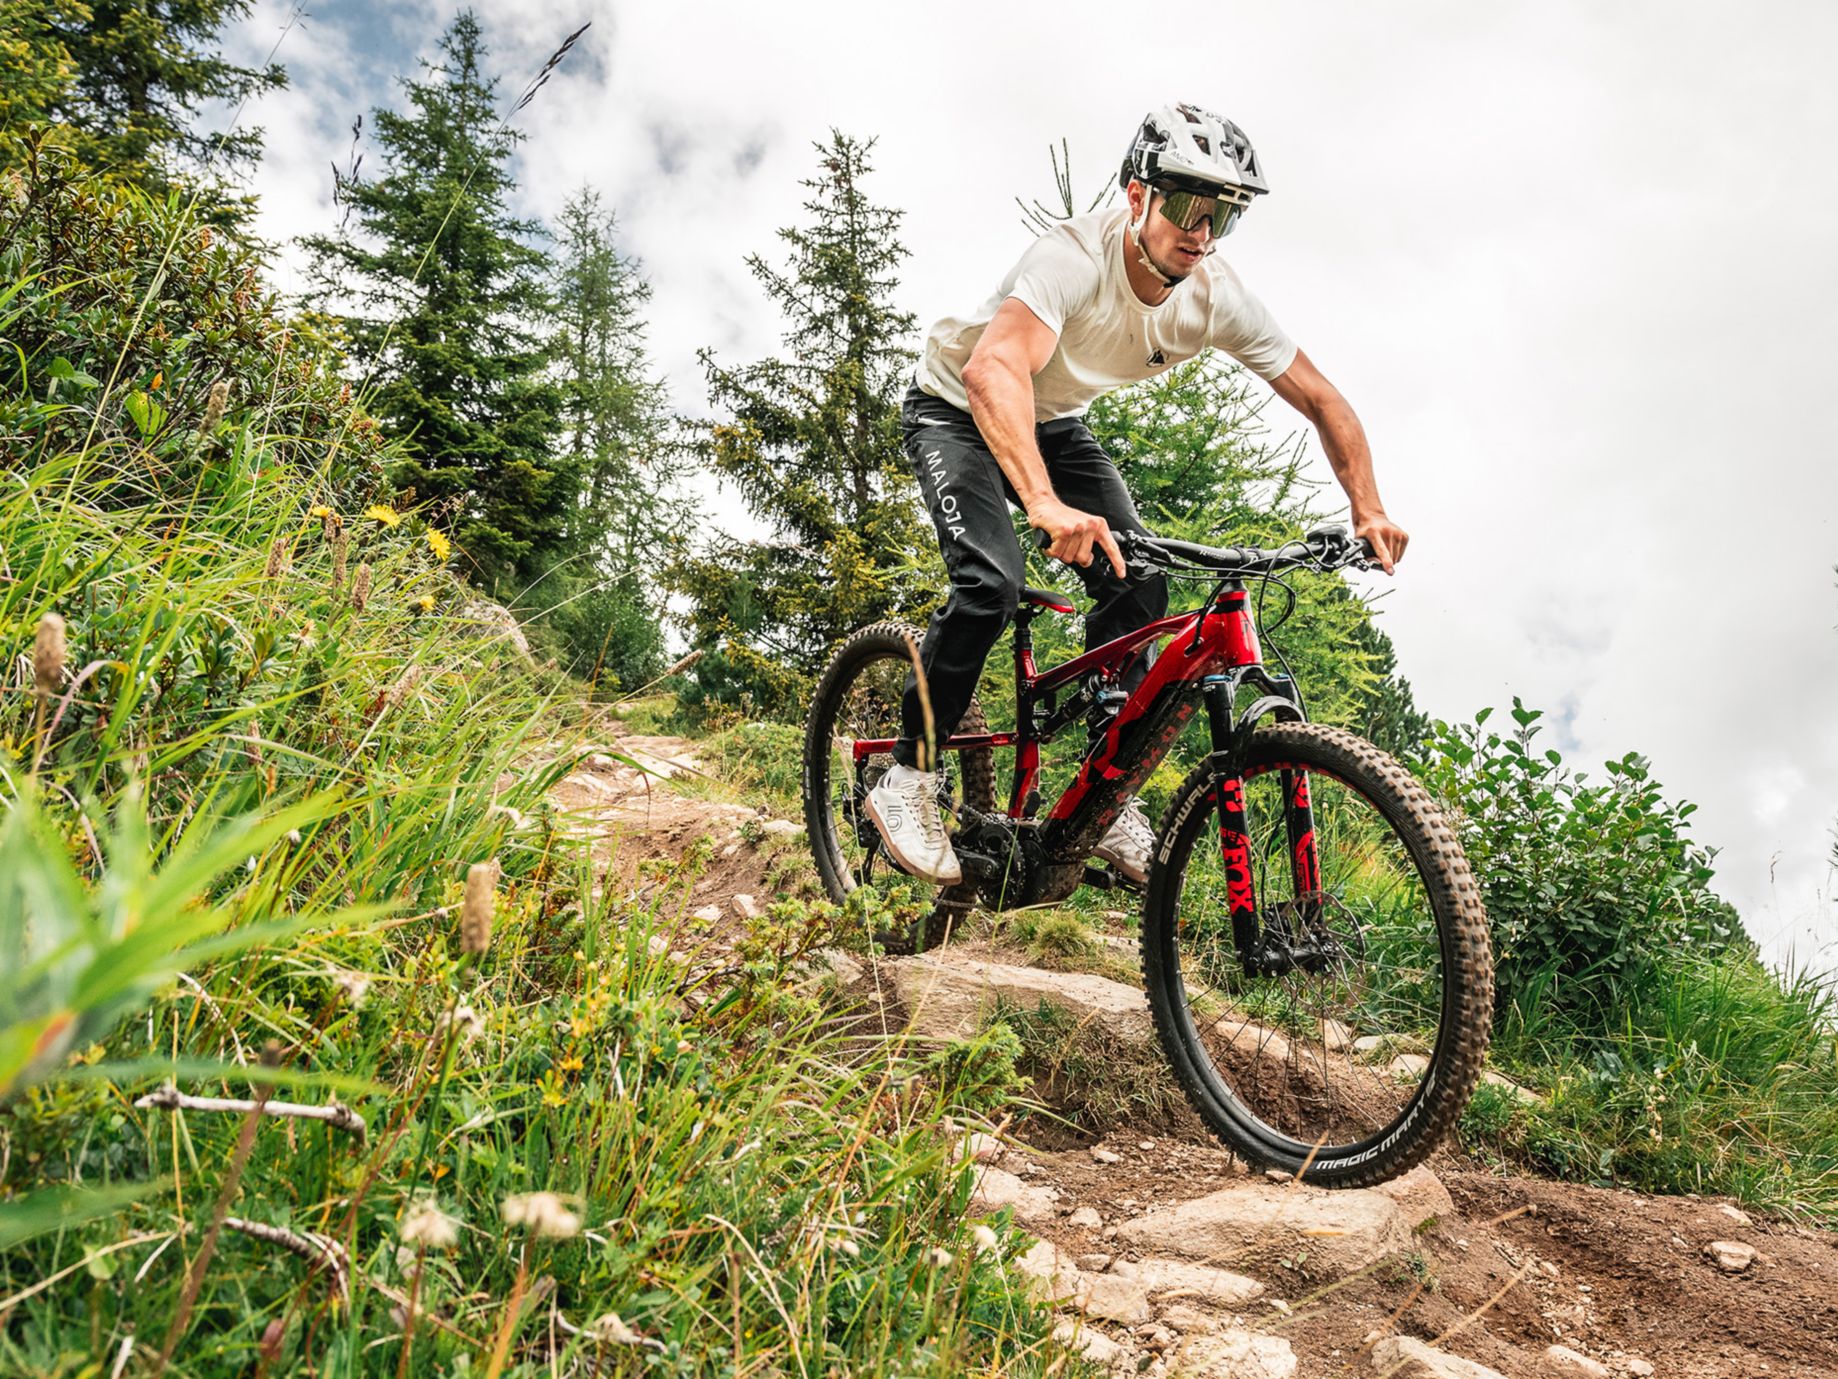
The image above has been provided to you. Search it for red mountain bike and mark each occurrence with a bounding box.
[801,524,1493,1184]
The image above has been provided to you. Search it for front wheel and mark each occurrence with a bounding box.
[802,622,995,954]
[1142,721,1492,1187]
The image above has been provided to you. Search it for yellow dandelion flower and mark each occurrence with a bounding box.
[558,1052,584,1074]
[364,504,401,527]
[539,1070,568,1108]
[415,594,436,613]
[310,504,333,519]
[426,528,452,561]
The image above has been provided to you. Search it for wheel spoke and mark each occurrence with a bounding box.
[1142,724,1489,1181]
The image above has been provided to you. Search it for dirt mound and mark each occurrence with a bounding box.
[553,747,1838,1379]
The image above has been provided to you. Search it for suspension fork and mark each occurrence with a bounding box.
[1203,677,1260,964]
[1203,676,1323,963]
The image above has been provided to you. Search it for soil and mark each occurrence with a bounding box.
[553,720,1838,1379]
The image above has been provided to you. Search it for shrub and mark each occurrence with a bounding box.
[1416,700,1742,1034]
[0,132,392,507]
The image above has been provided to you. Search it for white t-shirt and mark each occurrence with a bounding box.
[915,206,1297,422]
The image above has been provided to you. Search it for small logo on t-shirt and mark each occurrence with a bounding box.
[1146,348,1166,367]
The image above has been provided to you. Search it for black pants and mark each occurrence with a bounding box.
[896,386,1169,767]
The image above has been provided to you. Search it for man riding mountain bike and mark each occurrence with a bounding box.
[865,102,1410,888]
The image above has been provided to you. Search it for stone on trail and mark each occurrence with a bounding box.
[1092,1146,1123,1164]
[1717,1202,1754,1227]
[1388,1052,1432,1078]
[730,893,761,920]
[1116,1175,1435,1278]
[1069,1271,1152,1326]
[1108,1255,1264,1306]
[691,905,723,924]
[963,1132,1005,1164]
[1372,1165,1455,1229]
[1066,1206,1103,1228]
[971,1166,1061,1222]
[1371,1336,1509,1379]
[1704,1239,1756,1272]
[759,818,804,839]
[1051,1318,1131,1366]
[1171,1328,1298,1379]
[1013,1237,1082,1302]
[889,954,1154,1043]
[1543,1344,1611,1378]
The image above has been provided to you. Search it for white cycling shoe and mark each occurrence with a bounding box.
[1093,797,1156,884]
[864,762,963,885]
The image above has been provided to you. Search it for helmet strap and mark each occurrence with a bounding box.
[1127,207,1180,291]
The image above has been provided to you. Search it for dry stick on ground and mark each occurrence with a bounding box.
[134,1085,367,1142]
[152,1079,273,1376]
[223,1218,351,1304]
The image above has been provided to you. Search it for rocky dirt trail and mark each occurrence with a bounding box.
[545,725,1838,1379]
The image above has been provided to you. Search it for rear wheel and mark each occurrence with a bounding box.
[802,622,995,954]
[1142,721,1492,1186]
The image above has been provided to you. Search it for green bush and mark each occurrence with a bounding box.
[1,133,393,506]
[1416,700,1742,1034]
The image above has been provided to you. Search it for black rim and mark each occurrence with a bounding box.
[1158,756,1452,1166]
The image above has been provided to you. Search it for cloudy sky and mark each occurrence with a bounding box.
[221,0,1838,966]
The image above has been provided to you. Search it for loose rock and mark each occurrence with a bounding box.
[1371,1335,1509,1379]
[731,893,762,920]
[1704,1239,1755,1272]
[1171,1328,1298,1379]
[1717,1203,1753,1227]
[1052,1319,1129,1366]
[1110,1256,1264,1306]
[1118,1178,1424,1278]
[963,1132,1005,1165]
[1071,1272,1153,1326]
[1067,1206,1103,1229]
[971,1166,1060,1222]
[1544,1344,1610,1379]
[1092,1147,1123,1164]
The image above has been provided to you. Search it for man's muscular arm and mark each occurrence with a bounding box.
[1268,347,1409,574]
[961,299,1126,576]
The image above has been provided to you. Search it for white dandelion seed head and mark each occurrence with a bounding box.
[928,1247,954,1267]
[971,1224,999,1254]
[835,1236,860,1258]
[331,970,371,1009]
[436,1004,486,1044]
[400,1200,460,1250]
[501,1191,580,1239]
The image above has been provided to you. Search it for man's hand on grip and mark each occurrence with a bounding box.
[1028,497,1127,578]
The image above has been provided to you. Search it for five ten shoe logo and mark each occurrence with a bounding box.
[1146,348,1166,367]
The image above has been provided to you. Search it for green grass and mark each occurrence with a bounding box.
[0,153,1084,1377]
[1461,950,1838,1221]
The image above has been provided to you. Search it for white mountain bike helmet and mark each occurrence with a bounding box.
[1120,104,1267,271]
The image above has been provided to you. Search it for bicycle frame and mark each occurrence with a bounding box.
[850,578,1324,925]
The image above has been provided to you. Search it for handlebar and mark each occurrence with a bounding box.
[1032,523,1376,578]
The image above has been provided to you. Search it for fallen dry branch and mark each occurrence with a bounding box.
[223,1218,351,1305]
[135,1086,367,1141]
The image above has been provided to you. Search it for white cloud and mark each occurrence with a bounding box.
[224,0,1838,963]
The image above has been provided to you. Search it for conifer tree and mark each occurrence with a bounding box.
[1085,356,1429,754]
[544,187,689,688]
[672,131,937,715]
[6,0,287,223]
[301,11,563,600]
